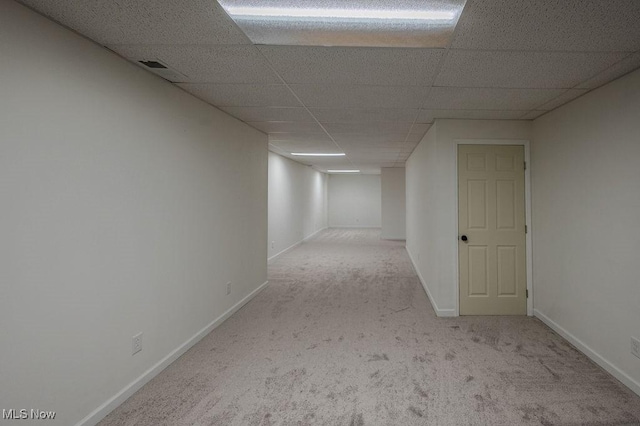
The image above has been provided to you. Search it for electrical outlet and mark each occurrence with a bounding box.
[271,241,275,249]
[632,337,640,359]
[226,282,232,296]
[132,332,143,355]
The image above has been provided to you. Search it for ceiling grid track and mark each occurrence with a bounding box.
[253,45,358,171]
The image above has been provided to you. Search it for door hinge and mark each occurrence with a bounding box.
[524,161,527,170]
[525,225,528,234]
[526,289,529,298]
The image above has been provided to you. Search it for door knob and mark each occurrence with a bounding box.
[460,235,468,242]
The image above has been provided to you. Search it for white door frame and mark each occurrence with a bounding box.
[454,139,533,316]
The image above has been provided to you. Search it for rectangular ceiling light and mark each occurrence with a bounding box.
[217,0,467,48]
[292,152,346,156]
[226,7,456,21]
[327,169,360,173]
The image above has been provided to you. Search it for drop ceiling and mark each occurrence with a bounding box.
[17,0,640,174]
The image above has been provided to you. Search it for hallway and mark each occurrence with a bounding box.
[99,229,640,425]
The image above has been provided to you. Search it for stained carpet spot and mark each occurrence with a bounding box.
[539,359,561,381]
[408,406,424,417]
[413,383,429,399]
[350,413,364,426]
[367,354,389,362]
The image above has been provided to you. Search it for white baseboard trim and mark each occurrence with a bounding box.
[268,241,301,263]
[534,309,640,397]
[267,227,327,263]
[303,227,327,242]
[406,248,457,317]
[76,280,270,426]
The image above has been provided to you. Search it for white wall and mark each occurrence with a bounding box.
[268,152,327,260]
[328,175,381,228]
[532,69,640,395]
[0,2,268,425]
[381,168,406,240]
[406,120,531,316]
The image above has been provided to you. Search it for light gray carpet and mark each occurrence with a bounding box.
[99,228,640,425]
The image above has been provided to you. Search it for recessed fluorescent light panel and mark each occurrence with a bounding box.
[217,0,467,47]
[327,170,361,173]
[292,153,346,156]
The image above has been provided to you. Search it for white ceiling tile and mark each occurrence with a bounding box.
[536,89,588,111]
[401,140,421,149]
[343,150,401,159]
[452,0,640,51]
[258,46,445,86]
[519,111,547,120]
[349,153,400,160]
[424,87,565,110]
[401,145,418,152]
[410,123,432,133]
[178,84,302,107]
[345,145,401,152]
[248,122,325,133]
[346,147,403,154]
[290,156,352,166]
[269,140,338,152]
[406,132,427,143]
[291,85,431,108]
[417,109,528,122]
[322,122,413,135]
[111,45,280,84]
[20,0,250,45]
[435,50,628,89]
[309,108,418,123]
[269,133,334,143]
[220,107,315,122]
[334,134,407,144]
[288,156,353,168]
[576,53,640,89]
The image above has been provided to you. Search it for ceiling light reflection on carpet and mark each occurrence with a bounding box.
[217,0,467,48]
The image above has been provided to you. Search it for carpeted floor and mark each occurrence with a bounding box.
[99,228,640,425]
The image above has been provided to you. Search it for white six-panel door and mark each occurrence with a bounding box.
[458,145,527,315]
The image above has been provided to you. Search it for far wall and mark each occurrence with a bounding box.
[328,174,381,228]
[268,152,327,260]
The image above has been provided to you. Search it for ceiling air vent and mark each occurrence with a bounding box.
[139,60,167,69]
[132,58,188,83]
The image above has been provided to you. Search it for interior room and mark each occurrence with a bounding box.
[1,0,639,424]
